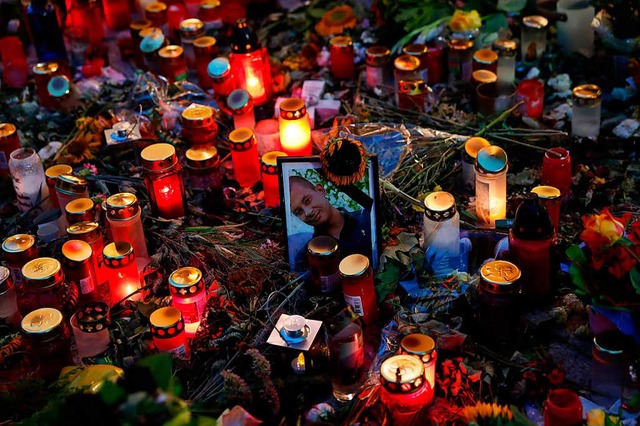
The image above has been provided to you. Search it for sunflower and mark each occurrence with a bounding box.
[320,137,368,186]
[315,5,357,37]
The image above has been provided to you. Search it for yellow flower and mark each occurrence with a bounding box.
[449,10,482,32]
[315,5,357,37]
[586,408,605,426]
[464,402,513,422]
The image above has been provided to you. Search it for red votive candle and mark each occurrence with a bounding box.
[228,128,261,188]
[2,234,38,289]
[185,145,221,191]
[402,44,429,82]
[145,2,168,30]
[102,0,130,30]
[0,123,21,178]
[400,333,437,398]
[150,307,188,358]
[44,164,72,209]
[61,239,101,305]
[472,49,498,74]
[531,186,562,233]
[56,174,89,211]
[380,355,433,425]
[227,89,255,130]
[181,105,218,147]
[330,35,355,80]
[279,98,312,157]
[141,143,186,219]
[158,45,187,83]
[544,388,583,426]
[169,266,208,337]
[106,193,150,273]
[65,197,95,225]
[103,241,142,304]
[178,18,204,68]
[517,79,545,119]
[229,19,272,106]
[542,148,572,199]
[425,41,445,85]
[339,254,379,327]
[261,151,287,208]
[193,36,217,90]
[33,62,63,109]
[397,79,429,112]
[208,57,237,106]
[67,221,108,303]
[21,307,72,380]
[19,257,78,317]
[130,20,152,69]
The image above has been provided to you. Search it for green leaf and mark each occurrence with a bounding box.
[630,266,640,296]
[98,380,126,405]
[496,0,526,12]
[566,245,587,264]
[138,354,174,392]
[569,263,587,295]
[375,260,402,302]
[307,8,325,18]
[482,13,508,33]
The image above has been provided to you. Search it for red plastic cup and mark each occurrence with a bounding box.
[517,79,545,119]
[544,388,583,426]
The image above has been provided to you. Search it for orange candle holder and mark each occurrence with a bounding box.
[260,151,287,208]
[228,128,261,188]
[279,98,311,157]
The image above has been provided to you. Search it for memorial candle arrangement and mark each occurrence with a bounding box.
[393,55,420,105]
[380,355,432,425]
[9,147,50,213]
[61,240,100,305]
[149,307,188,358]
[21,307,72,380]
[399,333,437,400]
[141,143,186,219]
[19,257,77,317]
[229,19,272,106]
[106,193,150,271]
[339,254,379,327]
[0,123,21,178]
[571,84,601,138]
[229,128,261,188]
[0,267,21,329]
[521,16,548,60]
[474,146,508,227]
[140,27,167,74]
[169,267,207,336]
[423,191,460,277]
[2,234,38,288]
[329,36,355,81]
[44,164,72,209]
[261,151,287,208]
[227,89,255,130]
[461,137,490,194]
[279,98,312,157]
[55,174,89,215]
[103,242,142,303]
[365,46,390,89]
[145,2,168,31]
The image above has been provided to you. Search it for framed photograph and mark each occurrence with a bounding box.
[278,155,380,272]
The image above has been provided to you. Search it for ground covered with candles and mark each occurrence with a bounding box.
[0,0,640,424]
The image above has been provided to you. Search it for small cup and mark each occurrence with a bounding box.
[476,82,516,115]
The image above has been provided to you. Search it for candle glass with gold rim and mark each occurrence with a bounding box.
[106,193,150,272]
[33,62,63,109]
[61,240,101,305]
[67,221,108,301]
[169,267,207,337]
[571,84,601,138]
[307,236,341,295]
[181,104,218,146]
[193,36,217,89]
[400,333,437,398]
[472,49,498,74]
[423,191,460,277]
[228,128,261,187]
[380,355,433,425]
[21,307,72,380]
[178,18,204,68]
[478,260,521,343]
[65,197,95,225]
[531,185,561,233]
[365,45,390,89]
[19,257,78,317]
[185,145,221,191]
[141,143,186,219]
[492,39,517,84]
[260,151,287,208]
[158,45,187,82]
[103,242,142,303]
[0,123,21,178]
[227,89,255,130]
[44,164,72,209]
[520,15,548,60]
[339,254,379,326]
[2,234,38,288]
[279,98,311,157]
[447,39,474,82]
[329,35,355,80]
[150,307,189,358]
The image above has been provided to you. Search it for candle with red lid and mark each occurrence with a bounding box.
[67,221,108,302]
[339,254,379,327]
[330,35,355,80]
[279,98,312,157]
[167,5,187,39]
[261,151,287,208]
[141,143,186,219]
[544,389,583,426]
[103,242,142,303]
[517,79,545,119]
[380,355,433,425]
[169,267,207,337]
[181,105,218,147]
[228,128,261,188]
[541,148,572,198]
[0,123,21,178]
[150,307,189,358]
[193,36,217,90]
[65,197,95,225]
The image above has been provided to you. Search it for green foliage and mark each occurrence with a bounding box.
[631,266,640,296]
[138,354,176,393]
[376,258,402,302]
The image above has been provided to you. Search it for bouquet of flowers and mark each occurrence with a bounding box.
[566,208,640,307]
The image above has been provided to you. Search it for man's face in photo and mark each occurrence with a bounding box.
[290,180,332,227]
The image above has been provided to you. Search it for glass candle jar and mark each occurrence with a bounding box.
[365,45,390,89]
[0,267,21,329]
[329,35,355,81]
[61,239,102,306]
[103,241,142,304]
[140,27,167,74]
[145,2,168,30]
[557,0,595,58]
[158,45,187,83]
[447,39,474,82]
[106,193,150,272]
[21,307,72,380]
[339,254,379,327]
[229,19,272,106]
[541,148,572,198]
[102,0,130,30]
[521,15,548,61]
[71,301,111,358]
[423,191,460,278]
[380,355,432,425]
[472,49,498,74]
[402,44,429,82]
[492,39,517,84]
[478,260,521,344]
[193,36,217,90]
[130,20,152,68]
[181,105,218,147]
[65,197,95,225]
[279,98,312,157]
[33,62,63,109]
[150,307,188,358]
[475,146,508,227]
[327,321,364,402]
[2,234,38,288]
[198,0,222,30]
[178,18,204,69]
[44,164,72,209]
[227,89,255,130]
[207,57,237,104]
[517,79,545,119]
[400,333,437,396]
[55,174,89,212]
[185,145,221,191]
[531,186,561,233]
[19,257,78,317]
[0,123,21,178]
[9,147,50,213]
[462,137,490,194]
[260,151,287,208]
[67,221,108,303]
[307,236,341,294]
[571,84,601,138]
[394,54,420,105]
[592,331,629,407]
[169,266,207,337]
[228,128,261,188]
[141,143,186,219]
[544,389,583,426]
[397,79,429,112]
[425,40,445,85]
[255,119,281,155]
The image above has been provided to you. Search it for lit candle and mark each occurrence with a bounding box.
[402,44,429,82]
[397,79,429,112]
[461,137,490,194]
[141,143,186,219]
[291,352,306,375]
[44,164,72,209]
[329,35,355,80]
[228,128,261,188]
[103,241,142,304]
[517,79,545,119]
[423,191,460,277]
[61,240,101,306]
[227,89,256,130]
[229,19,272,106]
[521,16,548,61]
[66,221,109,304]
[149,307,189,358]
[400,334,437,398]
[339,254,379,327]
[279,98,312,157]
[169,266,208,337]
[571,84,601,138]
[0,123,21,178]
[105,193,150,273]
[531,185,561,233]
[393,54,420,105]
[261,151,287,208]
[254,119,281,155]
[474,146,508,227]
[380,355,433,426]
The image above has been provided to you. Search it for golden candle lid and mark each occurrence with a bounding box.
[447,39,474,50]
[145,1,167,13]
[22,257,62,281]
[330,35,352,47]
[182,105,213,122]
[106,192,140,220]
[150,307,184,334]
[65,197,94,215]
[179,18,204,35]
[199,0,220,9]
[62,240,92,263]
[380,355,424,393]
[307,235,339,256]
[2,234,36,253]
[140,143,178,170]
[158,45,184,59]
[169,266,203,290]
[476,145,508,174]
[56,174,88,195]
[0,123,17,138]
[473,49,498,65]
[21,307,63,335]
[394,54,420,72]
[365,45,391,66]
[522,15,548,29]
[139,27,163,38]
[339,254,370,277]
[261,151,287,167]
[103,241,134,261]
[401,333,435,355]
[130,19,152,31]
[45,164,72,179]
[480,260,521,285]
[33,62,59,75]
[186,145,219,169]
[67,221,100,239]
[464,137,491,159]
[472,70,497,84]
[402,43,428,56]
[193,36,216,49]
[531,185,561,200]
[572,84,601,107]
[424,191,456,221]
[229,128,256,148]
[493,39,517,55]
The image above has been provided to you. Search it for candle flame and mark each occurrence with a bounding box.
[297,352,305,370]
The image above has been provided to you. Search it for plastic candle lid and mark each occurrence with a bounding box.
[103,241,134,260]
[307,235,339,256]
[476,145,508,173]
[179,18,204,35]
[394,54,420,72]
[67,221,100,237]
[380,355,424,388]
[145,2,167,13]
[2,233,35,253]
[401,333,435,355]
[339,254,370,277]
[56,174,88,195]
[279,98,306,119]
[62,239,92,263]
[77,301,110,333]
[169,266,202,288]
[140,143,177,170]
[158,45,183,59]
[150,306,182,329]
[522,15,548,29]
[447,39,474,50]
[45,164,73,179]
[193,36,216,48]
[33,62,59,75]
[21,307,63,335]
[207,57,230,78]
[493,39,517,55]
[227,89,251,112]
[480,260,521,285]
[22,257,63,288]
[531,185,561,200]
[330,35,353,47]
[424,191,457,221]
[473,49,498,64]
[130,19,152,31]
[186,145,219,169]
[47,75,70,98]
[402,43,428,56]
